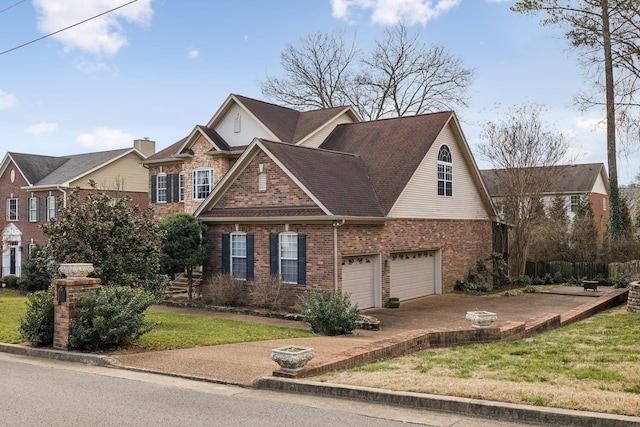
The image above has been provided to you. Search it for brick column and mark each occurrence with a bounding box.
[53,278,101,350]
[628,282,640,314]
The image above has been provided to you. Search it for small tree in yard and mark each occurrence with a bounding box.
[479,104,569,277]
[156,213,207,300]
[40,185,166,294]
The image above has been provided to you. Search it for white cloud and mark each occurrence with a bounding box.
[188,49,199,58]
[575,117,606,132]
[26,122,58,134]
[77,128,133,150]
[331,0,461,25]
[0,89,17,109]
[33,0,153,57]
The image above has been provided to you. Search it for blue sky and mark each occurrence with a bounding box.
[0,0,633,183]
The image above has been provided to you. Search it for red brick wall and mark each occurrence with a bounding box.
[203,218,492,307]
[214,152,316,209]
[589,192,609,245]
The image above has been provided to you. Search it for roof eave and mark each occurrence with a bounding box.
[197,215,388,224]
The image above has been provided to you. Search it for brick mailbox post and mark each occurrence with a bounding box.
[53,277,101,350]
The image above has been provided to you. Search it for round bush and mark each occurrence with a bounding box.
[297,291,360,336]
[19,289,54,347]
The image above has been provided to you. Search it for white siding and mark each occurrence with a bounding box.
[592,172,607,195]
[215,104,275,147]
[298,112,356,148]
[389,123,490,220]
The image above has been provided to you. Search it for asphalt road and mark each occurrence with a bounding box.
[0,352,532,427]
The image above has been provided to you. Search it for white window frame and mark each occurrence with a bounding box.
[192,168,214,200]
[156,173,168,203]
[570,195,580,213]
[230,232,247,280]
[603,197,607,211]
[7,198,18,221]
[437,145,453,197]
[179,171,185,202]
[46,196,57,221]
[258,172,267,192]
[279,232,298,284]
[28,197,38,222]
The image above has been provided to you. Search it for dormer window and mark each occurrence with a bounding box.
[437,144,453,197]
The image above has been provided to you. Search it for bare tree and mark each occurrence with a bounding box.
[260,23,474,121]
[260,29,358,111]
[479,104,569,277]
[511,0,640,239]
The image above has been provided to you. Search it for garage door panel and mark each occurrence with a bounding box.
[342,256,375,309]
[390,252,435,301]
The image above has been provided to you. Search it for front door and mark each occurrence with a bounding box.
[9,247,16,275]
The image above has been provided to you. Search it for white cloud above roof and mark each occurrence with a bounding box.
[0,89,17,109]
[33,0,153,57]
[77,127,133,150]
[330,0,461,25]
[26,122,58,134]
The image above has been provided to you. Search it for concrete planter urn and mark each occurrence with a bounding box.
[271,345,315,372]
[466,310,497,328]
[58,263,94,279]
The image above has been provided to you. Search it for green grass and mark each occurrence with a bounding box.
[0,291,313,350]
[0,291,27,343]
[134,310,313,351]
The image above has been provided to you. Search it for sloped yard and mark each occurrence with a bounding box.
[317,305,640,416]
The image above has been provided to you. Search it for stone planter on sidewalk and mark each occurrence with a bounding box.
[466,310,497,329]
[271,345,315,372]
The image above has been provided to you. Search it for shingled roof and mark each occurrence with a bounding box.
[480,163,608,197]
[259,140,384,217]
[6,148,135,187]
[320,112,454,214]
[234,94,353,144]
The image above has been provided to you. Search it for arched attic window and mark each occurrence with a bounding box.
[437,144,453,197]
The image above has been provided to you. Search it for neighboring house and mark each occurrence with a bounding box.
[0,139,154,277]
[142,94,359,217]
[193,111,498,309]
[480,163,610,244]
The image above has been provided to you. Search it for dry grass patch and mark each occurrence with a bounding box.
[317,306,640,416]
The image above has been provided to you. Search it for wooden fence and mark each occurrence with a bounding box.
[525,260,640,279]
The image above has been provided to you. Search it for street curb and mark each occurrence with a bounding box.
[255,377,640,427]
[0,343,110,366]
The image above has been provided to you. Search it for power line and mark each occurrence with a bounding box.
[0,0,26,15]
[0,0,139,56]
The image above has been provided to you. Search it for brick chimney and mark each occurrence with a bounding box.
[134,137,156,158]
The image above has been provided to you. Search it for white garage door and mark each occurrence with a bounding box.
[342,256,375,309]
[390,251,435,301]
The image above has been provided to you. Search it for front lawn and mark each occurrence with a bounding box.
[131,310,313,351]
[0,292,313,350]
[318,305,640,416]
[0,291,26,343]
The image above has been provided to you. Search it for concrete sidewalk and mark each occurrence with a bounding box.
[110,286,623,386]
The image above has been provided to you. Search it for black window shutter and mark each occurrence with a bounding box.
[221,233,230,274]
[151,175,157,203]
[166,174,172,203]
[269,233,278,276]
[25,198,29,221]
[246,234,254,281]
[297,234,307,285]
[42,197,47,222]
[173,174,180,202]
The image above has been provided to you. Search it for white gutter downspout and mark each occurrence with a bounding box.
[332,219,345,292]
[56,186,67,208]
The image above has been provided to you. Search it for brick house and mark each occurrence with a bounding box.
[194,111,498,309]
[481,163,610,245]
[141,94,359,218]
[0,139,154,277]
